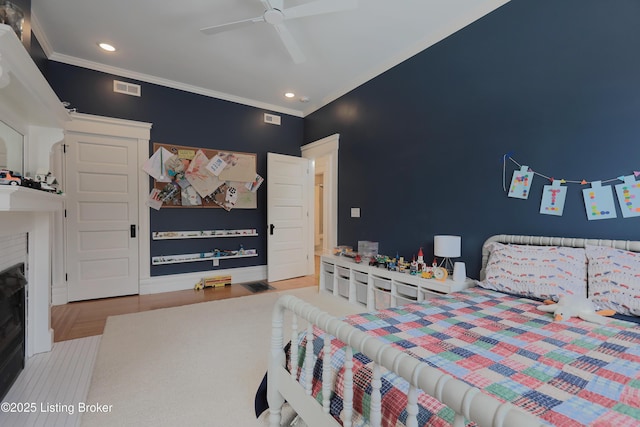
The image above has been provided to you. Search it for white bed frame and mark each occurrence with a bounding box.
[267,234,640,427]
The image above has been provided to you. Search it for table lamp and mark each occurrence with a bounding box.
[434,235,461,274]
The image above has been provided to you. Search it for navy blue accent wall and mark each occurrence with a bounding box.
[304,0,640,278]
[43,62,303,276]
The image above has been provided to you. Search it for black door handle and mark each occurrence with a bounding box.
[269,224,275,235]
[130,224,136,238]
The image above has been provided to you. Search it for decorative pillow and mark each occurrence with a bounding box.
[586,245,640,316]
[479,242,588,301]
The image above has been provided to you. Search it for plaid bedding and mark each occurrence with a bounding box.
[291,288,640,427]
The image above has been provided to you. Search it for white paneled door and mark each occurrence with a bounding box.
[267,152,313,282]
[65,133,139,301]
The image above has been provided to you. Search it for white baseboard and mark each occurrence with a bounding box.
[51,265,267,304]
[139,265,267,295]
[51,286,68,306]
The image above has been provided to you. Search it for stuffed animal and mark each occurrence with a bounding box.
[537,295,616,325]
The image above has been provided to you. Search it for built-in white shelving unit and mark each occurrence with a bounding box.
[320,254,476,310]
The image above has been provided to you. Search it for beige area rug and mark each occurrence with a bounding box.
[81,286,362,427]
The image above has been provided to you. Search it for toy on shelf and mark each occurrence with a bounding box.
[333,246,354,257]
[537,295,615,324]
[0,169,22,186]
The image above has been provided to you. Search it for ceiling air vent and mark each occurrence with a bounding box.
[113,80,141,97]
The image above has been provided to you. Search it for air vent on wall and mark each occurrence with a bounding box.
[264,113,281,125]
[113,80,141,97]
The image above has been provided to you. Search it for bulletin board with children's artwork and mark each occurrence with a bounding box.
[144,143,263,210]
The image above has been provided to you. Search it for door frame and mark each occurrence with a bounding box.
[301,134,339,256]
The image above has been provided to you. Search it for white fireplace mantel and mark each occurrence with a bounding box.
[1,23,69,357]
[0,185,64,211]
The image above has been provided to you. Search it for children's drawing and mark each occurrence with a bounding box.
[540,180,567,216]
[614,175,640,218]
[147,188,163,211]
[143,147,173,182]
[217,152,256,182]
[211,183,234,211]
[582,181,617,220]
[508,165,533,199]
[205,154,228,176]
[181,185,202,206]
[245,174,264,192]
[185,150,221,197]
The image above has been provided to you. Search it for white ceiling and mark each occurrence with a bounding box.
[31,0,509,117]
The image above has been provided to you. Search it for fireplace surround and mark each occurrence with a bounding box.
[0,262,25,400]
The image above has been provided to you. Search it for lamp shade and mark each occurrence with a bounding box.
[434,235,461,258]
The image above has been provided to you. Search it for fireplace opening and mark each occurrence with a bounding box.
[0,262,26,401]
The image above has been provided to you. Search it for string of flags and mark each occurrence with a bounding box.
[502,154,640,220]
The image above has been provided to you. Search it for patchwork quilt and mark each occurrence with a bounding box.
[292,288,640,427]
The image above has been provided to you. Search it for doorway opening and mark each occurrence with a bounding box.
[302,134,339,267]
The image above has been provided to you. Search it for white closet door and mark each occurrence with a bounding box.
[65,133,139,301]
[267,152,313,282]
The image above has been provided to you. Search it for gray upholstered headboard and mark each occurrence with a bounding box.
[479,234,640,281]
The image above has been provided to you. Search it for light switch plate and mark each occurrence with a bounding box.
[351,207,360,218]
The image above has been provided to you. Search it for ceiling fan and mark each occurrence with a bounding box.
[200,0,358,64]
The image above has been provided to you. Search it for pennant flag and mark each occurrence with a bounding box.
[581,179,588,185]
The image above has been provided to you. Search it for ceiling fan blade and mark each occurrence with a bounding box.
[260,0,283,11]
[273,24,306,64]
[283,0,357,20]
[200,16,264,36]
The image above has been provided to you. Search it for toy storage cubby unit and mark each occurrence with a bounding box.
[320,254,476,310]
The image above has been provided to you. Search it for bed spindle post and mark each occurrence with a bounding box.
[370,363,382,427]
[406,385,419,427]
[290,315,298,378]
[342,346,354,427]
[267,303,286,427]
[305,323,314,395]
[322,332,333,413]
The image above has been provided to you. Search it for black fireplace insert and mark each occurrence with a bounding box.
[0,263,26,401]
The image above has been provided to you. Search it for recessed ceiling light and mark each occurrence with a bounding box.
[98,42,116,52]
[284,92,295,98]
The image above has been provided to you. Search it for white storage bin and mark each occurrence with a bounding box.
[355,282,367,305]
[372,276,391,291]
[337,277,349,298]
[396,282,418,298]
[324,271,334,292]
[353,270,368,284]
[420,288,446,300]
[336,266,350,279]
[374,288,391,310]
[322,262,334,274]
[395,294,417,307]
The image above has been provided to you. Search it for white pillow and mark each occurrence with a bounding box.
[480,242,587,300]
[586,245,640,316]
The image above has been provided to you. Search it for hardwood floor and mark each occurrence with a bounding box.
[51,266,320,343]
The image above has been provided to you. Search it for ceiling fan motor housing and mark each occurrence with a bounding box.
[264,8,284,25]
